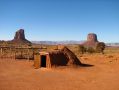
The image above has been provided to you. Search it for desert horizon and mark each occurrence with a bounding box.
[0,29,119,90]
[0,0,119,90]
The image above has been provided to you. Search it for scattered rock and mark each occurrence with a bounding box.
[107,55,113,58]
[109,60,113,62]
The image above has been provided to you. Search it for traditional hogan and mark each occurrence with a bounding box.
[34,46,82,68]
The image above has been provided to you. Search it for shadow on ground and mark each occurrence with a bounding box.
[80,63,94,67]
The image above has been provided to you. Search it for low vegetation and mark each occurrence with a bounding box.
[95,42,105,54]
[78,42,106,54]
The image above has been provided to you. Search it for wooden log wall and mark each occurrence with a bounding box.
[0,47,40,60]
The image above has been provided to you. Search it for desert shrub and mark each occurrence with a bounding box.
[107,55,113,58]
[28,43,32,47]
[78,45,86,54]
[86,47,95,53]
[95,42,105,54]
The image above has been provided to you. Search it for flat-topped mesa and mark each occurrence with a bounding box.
[12,29,31,44]
[83,33,99,47]
[87,33,98,42]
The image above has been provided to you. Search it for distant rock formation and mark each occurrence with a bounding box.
[83,33,99,47]
[12,29,31,44]
[14,29,25,40]
[87,33,98,42]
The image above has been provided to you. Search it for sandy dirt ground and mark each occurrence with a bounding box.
[0,54,119,90]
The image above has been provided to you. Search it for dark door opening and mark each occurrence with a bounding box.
[41,55,46,67]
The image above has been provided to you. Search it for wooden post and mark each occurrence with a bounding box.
[33,48,34,60]
[34,54,40,69]
[0,48,2,55]
[10,47,12,59]
[27,48,30,61]
[21,50,22,59]
[0,48,2,58]
[14,48,16,60]
[15,48,16,60]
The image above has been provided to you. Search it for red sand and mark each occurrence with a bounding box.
[0,54,119,90]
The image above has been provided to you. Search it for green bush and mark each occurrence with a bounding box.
[86,47,95,53]
[78,45,86,54]
[95,42,105,54]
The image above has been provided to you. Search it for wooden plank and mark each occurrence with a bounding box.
[34,55,40,69]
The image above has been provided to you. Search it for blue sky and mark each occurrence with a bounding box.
[0,0,119,43]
